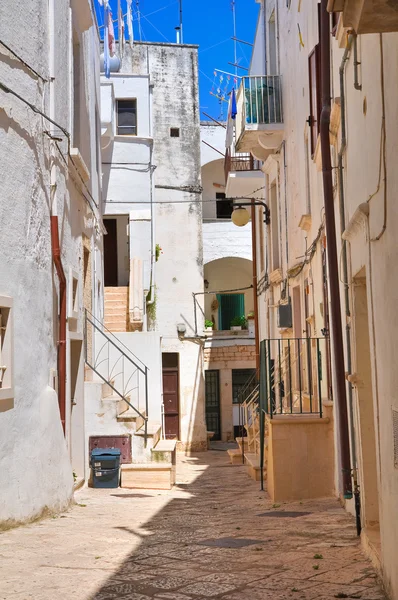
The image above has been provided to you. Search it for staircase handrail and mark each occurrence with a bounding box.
[84,309,149,444]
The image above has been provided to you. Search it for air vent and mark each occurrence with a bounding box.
[393,409,398,469]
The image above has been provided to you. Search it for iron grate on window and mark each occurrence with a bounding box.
[393,409,398,469]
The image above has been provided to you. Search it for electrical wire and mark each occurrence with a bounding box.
[0,80,102,221]
[0,39,48,82]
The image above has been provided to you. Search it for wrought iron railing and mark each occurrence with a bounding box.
[259,337,329,418]
[224,149,262,182]
[242,75,283,125]
[84,309,149,444]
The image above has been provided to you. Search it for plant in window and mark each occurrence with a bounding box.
[230,315,247,330]
[204,319,214,332]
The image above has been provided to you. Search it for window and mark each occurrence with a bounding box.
[216,192,233,219]
[217,293,245,330]
[0,296,13,404]
[117,99,137,135]
[170,128,180,137]
[232,369,256,404]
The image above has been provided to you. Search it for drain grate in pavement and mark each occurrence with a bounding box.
[257,511,312,518]
[111,493,155,499]
[197,537,265,548]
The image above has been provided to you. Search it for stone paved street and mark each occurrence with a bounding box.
[0,450,387,600]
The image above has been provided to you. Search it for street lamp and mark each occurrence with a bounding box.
[231,199,270,227]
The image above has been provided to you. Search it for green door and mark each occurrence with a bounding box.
[205,370,221,440]
[217,293,245,330]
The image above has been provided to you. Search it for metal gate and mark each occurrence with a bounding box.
[205,370,221,440]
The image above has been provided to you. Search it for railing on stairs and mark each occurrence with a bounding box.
[84,309,149,444]
[237,371,259,466]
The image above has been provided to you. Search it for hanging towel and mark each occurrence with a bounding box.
[108,7,116,57]
[118,0,125,57]
[225,88,237,148]
[103,1,111,78]
[127,0,134,44]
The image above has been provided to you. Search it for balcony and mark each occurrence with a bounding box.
[327,0,398,33]
[224,150,264,198]
[235,76,284,155]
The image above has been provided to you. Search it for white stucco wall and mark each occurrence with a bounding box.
[246,1,398,596]
[0,1,102,525]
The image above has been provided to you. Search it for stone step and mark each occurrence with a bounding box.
[227,448,245,465]
[121,463,174,490]
[244,452,267,482]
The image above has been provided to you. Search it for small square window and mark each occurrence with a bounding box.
[170,128,180,138]
[117,99,137,135]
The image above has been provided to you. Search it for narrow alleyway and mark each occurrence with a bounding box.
[0,450,386,600]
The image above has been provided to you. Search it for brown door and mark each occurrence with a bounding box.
[162,353,179,439]
[104,219,118,286]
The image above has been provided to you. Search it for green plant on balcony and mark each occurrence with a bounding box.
[205,319,214,331]
[230,315,247,330]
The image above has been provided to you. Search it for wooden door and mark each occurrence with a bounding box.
[162,354,179,439]
[104,219,118,287]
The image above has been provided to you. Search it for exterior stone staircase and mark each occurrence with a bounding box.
[104,287,128,332]
[86,379,176,489]
[227,385,268,482]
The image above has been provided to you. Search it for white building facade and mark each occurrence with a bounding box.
[0,0,103,526]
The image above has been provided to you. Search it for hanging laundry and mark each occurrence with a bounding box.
[225,87,237,148]
[127,0,134,44]
[108,7,116,57]
[103,1,111,78]
[118,0,125,57]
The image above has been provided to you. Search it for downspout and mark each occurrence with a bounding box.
[337,33,361,534]
[51,218,67,433]
[319,0,352,499]
[49,0,66,434]
[251,202,260,375]
[146,52,156,313]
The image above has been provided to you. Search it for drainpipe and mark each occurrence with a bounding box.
[51,217,67,434]
[319,0,352,499]
[251,202,260,375]
[337,33,361,533]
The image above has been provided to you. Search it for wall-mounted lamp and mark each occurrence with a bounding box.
[231,199,271,228]
[177,323,186,336]
[204,279,209,289]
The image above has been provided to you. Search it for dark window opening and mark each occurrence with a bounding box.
[117,99,137,135]
[162,352,179,369]
[170,127,180,137]
[232,369,257,404]
[216,192,233,219]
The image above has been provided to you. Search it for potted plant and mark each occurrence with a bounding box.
[230,315,247,331]
[205,319,214,332]
[247,312,255,337]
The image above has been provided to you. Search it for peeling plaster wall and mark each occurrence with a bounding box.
[0,2,102,525]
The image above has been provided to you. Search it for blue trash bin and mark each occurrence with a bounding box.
[91,448,121,488]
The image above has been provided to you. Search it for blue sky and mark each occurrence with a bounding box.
[96,0,259,119]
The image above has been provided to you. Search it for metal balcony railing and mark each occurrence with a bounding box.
[259,337,330,419]
[240,75,283,126]
[224,149,262,182]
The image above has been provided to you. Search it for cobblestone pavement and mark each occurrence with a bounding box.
[0,451,387,600]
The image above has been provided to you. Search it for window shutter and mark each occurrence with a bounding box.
[219,294,245,330]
